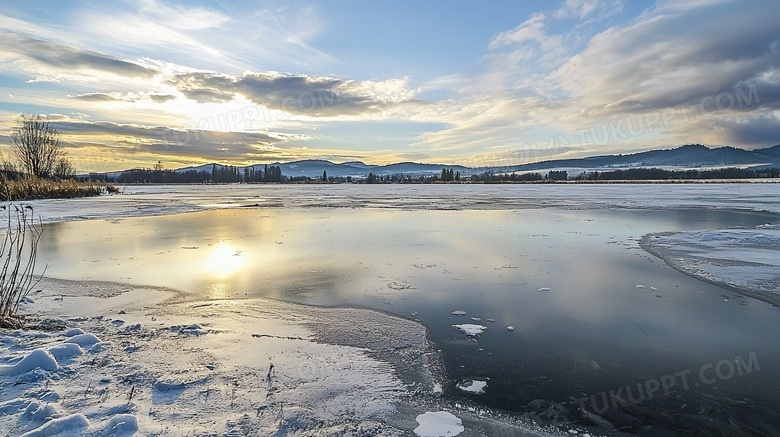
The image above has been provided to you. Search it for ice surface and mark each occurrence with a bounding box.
[456,380,488,394]
[452,324,487,336]
[414,411,464,436]
[643,226,780,305]
[9,183,780,228]
[8,183,775,435]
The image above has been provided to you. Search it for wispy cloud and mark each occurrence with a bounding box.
[553,0,623,20]
[0,32,155,82]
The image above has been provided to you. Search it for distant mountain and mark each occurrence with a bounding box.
[497,144,780,173]
[165,144,779,178]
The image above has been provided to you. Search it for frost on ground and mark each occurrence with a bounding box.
[642,226,780,306]
[1,278,565,436]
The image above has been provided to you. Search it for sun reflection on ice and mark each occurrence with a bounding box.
[205,242,245,279]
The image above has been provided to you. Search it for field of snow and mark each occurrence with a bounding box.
[2,278,432,435]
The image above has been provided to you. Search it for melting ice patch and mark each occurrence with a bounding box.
[452,324,486,336]
[456,380,487,394]
[414,411,464,436]
[643,227,780,304]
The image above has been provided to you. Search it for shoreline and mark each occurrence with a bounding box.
[10,276,566,436]
[7,276,439,435]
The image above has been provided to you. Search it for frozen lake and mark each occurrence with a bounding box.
[28,184,780,434]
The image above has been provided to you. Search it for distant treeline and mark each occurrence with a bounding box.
[81,165,780,184]
[573,167,780,181]
[111,164,284,183]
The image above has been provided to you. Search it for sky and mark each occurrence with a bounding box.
[0,0,778,172]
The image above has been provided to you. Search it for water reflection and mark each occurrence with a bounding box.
[205,242,245,279]
[35,206,780,432]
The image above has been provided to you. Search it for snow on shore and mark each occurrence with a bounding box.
[0,278,441,435]
[642,226,780,305]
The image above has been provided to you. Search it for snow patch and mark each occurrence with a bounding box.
[64,333,100,347]
[21,413,90,437]
[452,324,486,336]
[0,349,59,376]
[456,380,487,394]
[414,411,464,436]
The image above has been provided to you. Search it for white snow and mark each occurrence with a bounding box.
[64,333,100,346]
[2,278,453,436]
[100,413,138,433]
[62,328,84,337]
[21,413,90,437]
[451,310,466,316]
[456,380,487,394]
[414,411,464,436]
[538,287,551,292]
[0,349,59,376]
[47,343,83,360]
[452,324,487,336]
[506,326,515,331]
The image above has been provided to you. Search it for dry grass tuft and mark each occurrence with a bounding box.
[0,175,116,201]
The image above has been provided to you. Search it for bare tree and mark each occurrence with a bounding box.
[54,158,75,179]
[10,114,64,178]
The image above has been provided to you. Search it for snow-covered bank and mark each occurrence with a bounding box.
[2,278,570,436]
[642,226,780,306]
[1,278,426,435]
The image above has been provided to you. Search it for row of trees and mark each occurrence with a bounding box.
[114,163,285,184]
[440,168,461,181]
[574,167,780,181]
[4,114,75,179]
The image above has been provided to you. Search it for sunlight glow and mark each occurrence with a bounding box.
[205,242,245,278]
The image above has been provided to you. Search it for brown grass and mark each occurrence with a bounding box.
[0,175,116,201]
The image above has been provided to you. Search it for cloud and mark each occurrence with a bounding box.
[49,119,305,163]
[0,32,155,80]
[72,93,120,102]
[490,13,547,48]
[552,1,780,118]
[136,0,230,31]
[166,71,423,118]
[665,113,780,148]
[553,0,623,20]
[71,92,177,104]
